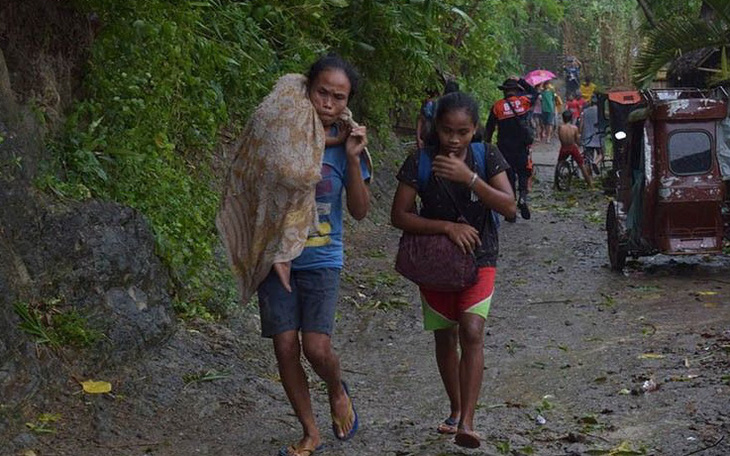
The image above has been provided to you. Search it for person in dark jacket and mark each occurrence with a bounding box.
[485,78,537,221]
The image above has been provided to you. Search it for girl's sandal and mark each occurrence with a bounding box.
[436,416,458,434]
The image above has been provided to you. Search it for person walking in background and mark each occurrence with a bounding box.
[485,77,537,221]
[540,82,556,144]
[532,83,544,144]
[551,83,563,141]
[566,92,586,126]
[416,80,461,149]
[564,56,581,96]
[391,91,516,450]
[580,95,602,175]
[580,75,597,103]
[416,88,439,150]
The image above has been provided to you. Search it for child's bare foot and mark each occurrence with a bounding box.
[273,261,292,292]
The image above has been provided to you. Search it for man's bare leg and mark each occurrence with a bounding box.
[301,332,353,439]
[273,331,321,451]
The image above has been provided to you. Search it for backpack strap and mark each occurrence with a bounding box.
[470,143,502,229]
[416,148,432,193]
[418,144,486,192]
[470,142,487,180]
[416,143,501,228]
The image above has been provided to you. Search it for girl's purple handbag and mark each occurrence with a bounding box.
[395,217,477,292]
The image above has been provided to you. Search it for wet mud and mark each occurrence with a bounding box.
[6,142,730,456]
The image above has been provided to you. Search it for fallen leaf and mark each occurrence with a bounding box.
[81,380,112,394]
[23,451,37,456]
[696,291,718,296]
[638,353,665,359]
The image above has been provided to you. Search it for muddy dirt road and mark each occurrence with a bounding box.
[7,142,730,456]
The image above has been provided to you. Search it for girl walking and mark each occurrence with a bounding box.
[391,92,515,448]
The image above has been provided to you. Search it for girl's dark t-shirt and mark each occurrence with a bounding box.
[396,144,510,267]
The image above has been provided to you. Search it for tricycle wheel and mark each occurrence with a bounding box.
[606,203,627,271]
[554,160,572,191]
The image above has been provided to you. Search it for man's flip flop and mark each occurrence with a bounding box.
[278,443,324,456]
[454,429,482,449]
[437,416,458,434]
[331,381,359,441]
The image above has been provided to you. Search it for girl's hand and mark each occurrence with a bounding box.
[433,153,473,185]
[346,125,368,159]
[445,222,481,254]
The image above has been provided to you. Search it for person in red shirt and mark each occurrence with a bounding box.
[566,92,586,126]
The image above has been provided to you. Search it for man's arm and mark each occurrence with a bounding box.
[344,126,370,220]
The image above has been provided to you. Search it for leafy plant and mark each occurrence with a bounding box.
[13,302,57,348]
[46,0,566,316]
[183,368,232,388]
[25,413,61,434]
[634,0,728,85]
[13,301,102,349]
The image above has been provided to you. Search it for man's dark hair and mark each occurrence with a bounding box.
[435,92,480,126]
[562,110,572,123]
[306,53,360,98]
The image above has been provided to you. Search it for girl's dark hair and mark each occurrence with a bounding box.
[306,53,360,98]
[443,80,460,94]
[423,92,479,147]
[435,91,480,125]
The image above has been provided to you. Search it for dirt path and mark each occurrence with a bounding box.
[7,142,730,456]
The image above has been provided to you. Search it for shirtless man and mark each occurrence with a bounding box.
[557,110,592,187]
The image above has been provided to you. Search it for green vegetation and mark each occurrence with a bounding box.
[25,413,62,434]
[562,0,642,88]
[183,368,232,388]
[634,0,726,85]
[13,301,102,349]
[43,0,569,315]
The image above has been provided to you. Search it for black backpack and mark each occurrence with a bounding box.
[505,97,534,147]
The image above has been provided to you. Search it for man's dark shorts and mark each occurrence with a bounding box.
[257,268,341,338]
[541,111,554,126]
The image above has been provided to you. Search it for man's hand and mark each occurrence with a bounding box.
[345,125,368,159]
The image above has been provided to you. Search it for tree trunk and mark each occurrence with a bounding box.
[636,0,656,28]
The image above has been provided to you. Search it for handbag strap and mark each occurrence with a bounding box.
[434,151,474,226]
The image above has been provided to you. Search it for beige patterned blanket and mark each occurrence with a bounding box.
[216,74,371,305]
